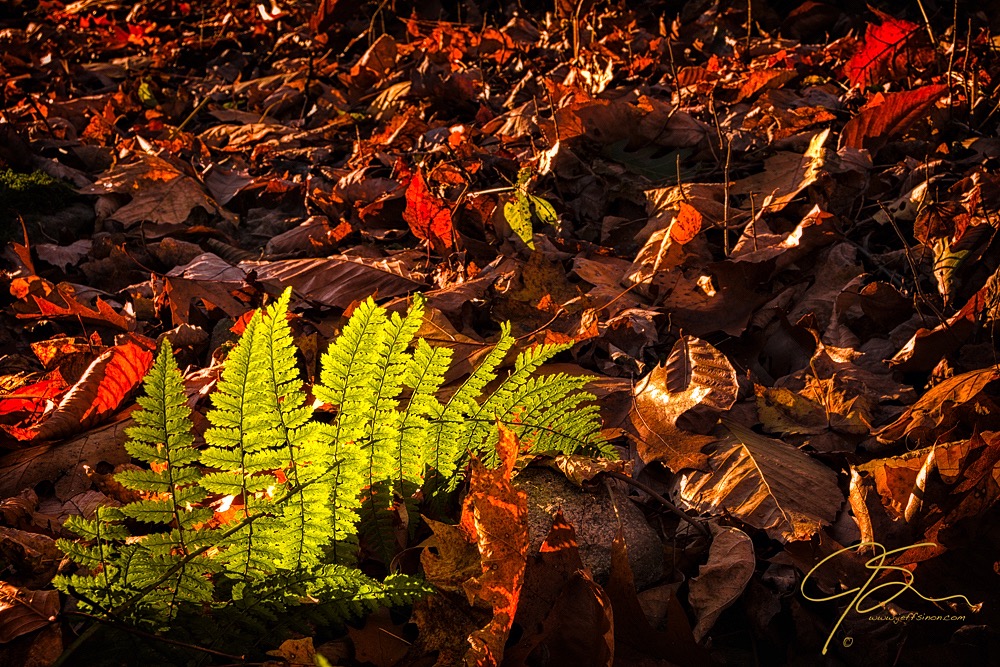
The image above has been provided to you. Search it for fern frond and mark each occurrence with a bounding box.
[56,343,215,620]
[251,288,331,571]
[201,310,283,577]
[425,323,516,481]
[313,298,387,552]
[354,297,425,562]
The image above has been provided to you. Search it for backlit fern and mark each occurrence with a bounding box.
[54,287,612,661]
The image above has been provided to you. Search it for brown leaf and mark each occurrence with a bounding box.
[265,637,316,666]
[630,336,738,472]
[605,528,711,665]
[164,252,249,324]
[688,525,755,641]
[241,256,426,309]
[0,583,59,643]
[0,420,131,497]
[34,240,92,272]
[875,368,1000,446]
[541,454,631,487]
[678,420,843,542]
[730,129,829,214]
[80,154,226,227]
[840,85,947,153]
[506,511,614,666]
[756,385,829,436]
[347,609,409,667]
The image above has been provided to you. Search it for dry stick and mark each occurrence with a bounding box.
[724,141,732,256]
[916,0,937,44]
[946,0,958,114]
[604,470,711,537]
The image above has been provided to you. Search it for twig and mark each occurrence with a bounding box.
[604,470,711,537]
[916,0,937,44]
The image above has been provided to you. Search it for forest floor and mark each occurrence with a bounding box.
[2,0,1000,665]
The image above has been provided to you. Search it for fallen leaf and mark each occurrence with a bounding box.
[0,583,59,643]
[0,420,132,497]
[630,336,738,472]
[840,85,947,152]
[11,276,132,331]
[403,168,454,251]
[678,420,843,542]
[241,256,426,309]
[846,15,920,88]
[688,524,755,641]
[5,341,153,442]
[875,368,1000,446]
[669,201,703,245]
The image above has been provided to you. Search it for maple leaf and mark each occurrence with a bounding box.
[403,168,454,252]
[846,14,920,88]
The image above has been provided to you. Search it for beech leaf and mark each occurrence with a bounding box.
[630,336,738,472]
[841,85,947,152]
[678,420,843,542]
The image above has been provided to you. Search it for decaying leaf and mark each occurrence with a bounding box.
[630,336,738,471]
[0,583,59,643]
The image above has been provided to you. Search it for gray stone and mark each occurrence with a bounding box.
[513,467,664,589]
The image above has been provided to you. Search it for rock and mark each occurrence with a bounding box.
[513,467,663,589]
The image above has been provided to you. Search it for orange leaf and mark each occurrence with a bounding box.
[403,169,454,251]
[669,201,703,245]
[6,340,155,442]
[459,426,529,666]
[840,84,947,153]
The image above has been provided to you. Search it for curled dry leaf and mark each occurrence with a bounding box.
[840,85,948,153]
[629,336,738,472]
[678,420,843,542]
[688,524,755,641]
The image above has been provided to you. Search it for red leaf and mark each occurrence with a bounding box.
[403,169,454,251]
[840,84,947,152]
[0,373,68,421]
[845,15,920,88]
[6,341,155,442]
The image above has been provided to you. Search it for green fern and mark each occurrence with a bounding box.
[54,286,612,661]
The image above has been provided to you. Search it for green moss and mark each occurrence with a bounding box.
[1,168,73,210]
[0,168,77,240]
